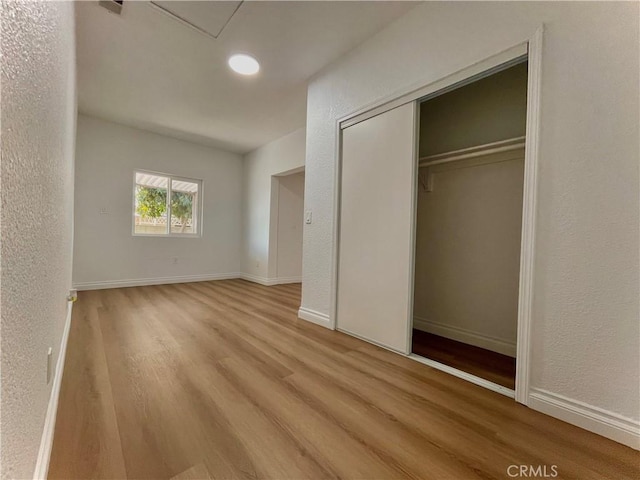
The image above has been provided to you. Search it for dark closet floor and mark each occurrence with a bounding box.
[412,330,516,389]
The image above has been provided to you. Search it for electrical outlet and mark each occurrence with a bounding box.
[46,347,53,384]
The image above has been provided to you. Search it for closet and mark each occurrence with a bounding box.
[336,54,530,396]
[412,61,527,390]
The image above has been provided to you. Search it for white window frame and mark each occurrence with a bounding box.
[132,169,203,238]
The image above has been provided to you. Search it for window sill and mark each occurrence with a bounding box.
[132,233,202,238]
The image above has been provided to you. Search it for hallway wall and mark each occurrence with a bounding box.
[0,2,77,478]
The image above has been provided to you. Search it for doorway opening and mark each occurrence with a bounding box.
[410,60,528,392]
[270,168,305,284]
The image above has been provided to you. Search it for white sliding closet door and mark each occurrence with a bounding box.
[337,102,416,353]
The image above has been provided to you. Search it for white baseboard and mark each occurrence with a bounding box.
[239,273,276,286]
[33,300,73,480]
[73,273,240,291]
[239,274,302,286]
[529,388,640,450]
[75,273,302,291]
[413,316,516,357]
[274,276,302,284]
[298,307,332,329]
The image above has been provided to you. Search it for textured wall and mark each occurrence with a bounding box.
[303,1,639,422]
[0,2,76,478]
[242,128,305,280]
[73,115,243,286]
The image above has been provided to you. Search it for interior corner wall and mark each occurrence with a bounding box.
[72,115,243,288]
[414,157,524,357]
[419,61,528,157]
[303,0,639,430]
[0,2,77,479]
[242,128,305,283]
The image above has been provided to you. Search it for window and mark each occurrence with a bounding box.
[133,171,201,236]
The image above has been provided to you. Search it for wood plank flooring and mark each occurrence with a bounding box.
[49,280,639,479]
[412,329,516,389]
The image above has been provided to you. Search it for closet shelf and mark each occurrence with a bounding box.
[419,136,525,167]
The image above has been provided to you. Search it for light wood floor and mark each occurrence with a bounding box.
[49,280,638,479]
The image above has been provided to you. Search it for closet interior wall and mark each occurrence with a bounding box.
[413,61,529,364]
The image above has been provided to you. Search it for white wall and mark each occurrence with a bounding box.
[0,2,76,478]
[414,154,524,357]
[419,61,527,157]
[302,0,639,440]
[276,172,305,281]
[242,128,305,283]
[73,115,243,288]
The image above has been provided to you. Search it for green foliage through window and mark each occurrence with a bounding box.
[136,186,167,218]
[134,173,199,235]
[171,191,194,233]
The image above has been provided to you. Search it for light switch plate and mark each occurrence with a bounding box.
[46,347,53,384]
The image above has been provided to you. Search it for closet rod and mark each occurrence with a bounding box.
[419,136,525,167]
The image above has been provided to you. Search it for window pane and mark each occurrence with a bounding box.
[134,173,168,235]
[171,180,198,234]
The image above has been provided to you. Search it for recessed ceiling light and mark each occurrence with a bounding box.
[228,54,260,75]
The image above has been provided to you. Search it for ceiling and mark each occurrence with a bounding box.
[76,1,417,154]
